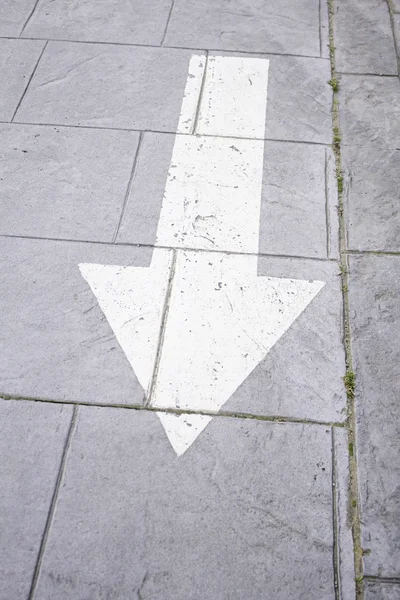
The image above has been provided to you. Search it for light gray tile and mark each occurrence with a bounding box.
[334,0,397,74]
[165,0,321,56]
[0,237,158,405]
[0,399,73,600]
[0,124,139,241]
[349,255,400,576]
[24,0,173,45]
[393,0,400,12]
[0,0,37,36]
[35,407,336,600]
[226,257,347,423]
[0,39,45,121]
[364,582,400,599]
[343,144,400,251]
[340,75,400,149]
[16,42,195,131]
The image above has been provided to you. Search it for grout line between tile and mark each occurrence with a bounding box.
[160,0,176,46]
[0,393,346,427]
[112,132,143,243]
[19,0,41,36]
[324,147,331,258]
[28,405,79,600]
[192,52,209,134]
[11,40,48,122]
[364,576,400,584]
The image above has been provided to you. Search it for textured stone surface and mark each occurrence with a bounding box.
[343,144,400,251]
[0,0,36,36]
[0,124,139,241]
[16,43,196,131]
[226,257,346,422]
[349,255,400,576]
[340,75,400,148]
[0,39,45,122]
[0,399,72,600]
[364,582,400,599]
[164,0,321,56]
[334,0,397,74]
[35,407,336,600]
[0,237,157,405]
[24,0,173,45]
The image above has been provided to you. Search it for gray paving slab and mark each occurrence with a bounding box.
[0,124,139,241]
[225,256,346,422]
[349,255,400,577]
[333,428,356,600]
[15,43,196,131]
[364,582,400,599]
[34,406,338,600]
[0,0,36,36]
[0,237,158,405]
[394,0,400,12]
[23,0,172,45]
[0,399,73,600]
[339,75,400,148]
[0,39,45,122]
[118,135,336,258]
[320,0,331,59]
[343,144,400,252]
[164,0,321,56]
[334,0,397,74]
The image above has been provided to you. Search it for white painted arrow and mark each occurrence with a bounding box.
[80,56,324,456]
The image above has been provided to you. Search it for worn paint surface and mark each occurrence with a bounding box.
[79,55,325,455]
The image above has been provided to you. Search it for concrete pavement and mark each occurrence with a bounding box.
[0,0,399,598]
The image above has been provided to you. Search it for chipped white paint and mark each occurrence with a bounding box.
[79,55,325,457]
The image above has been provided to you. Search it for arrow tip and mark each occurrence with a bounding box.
[156,412,213,456]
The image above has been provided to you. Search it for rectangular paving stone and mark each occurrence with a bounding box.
[0,39,45,122]
[364,582,400,599]
[34,407,338,599]
[0,0,36,36]
[118,135,336,258]
[0,237,160,406]
[225,256,346,422]
[0,124,139,241]
[343,144,400,251]
[349,255,400,577]
[0,399,73,600]
[164,0,321,56]
[339,75,400,148]
[23,0,173,45]
[334,0,397,74]
[16,43,197,131]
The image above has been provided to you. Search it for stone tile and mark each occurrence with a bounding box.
[364,582,400,599]
[0,237,163,405]
[0,39,45,122]
[340,75,400,149]
[0,399,73,600]
[333,428,356,600]
[343,144,400,251]
[349,255,400,576]
[164,0,321,57]
[334,0,397,74]
[0,0,36,36]
[0,124,139,241]
[16,42,196,131]
[118,136,334,258]
[24,0,173,45]
[225,257,346,423]
[35,406,336,599]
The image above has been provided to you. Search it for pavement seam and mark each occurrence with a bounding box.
[28,405,79,599]
[386,0,400,77]
[112,131,143,243]
[0,35,330,60]
[145,249,177,407]
[331,428,341,600]
[160,0,176,46]
[0,233,338,263]
[19,0,41,37]
[192,52,209,134]
[0,393,346,427]
[364,576,400,584]
[328,0,364,597]
[10,40,48,123]
[346,250,400,257]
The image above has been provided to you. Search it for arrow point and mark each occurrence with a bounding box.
[156,412,213,456]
